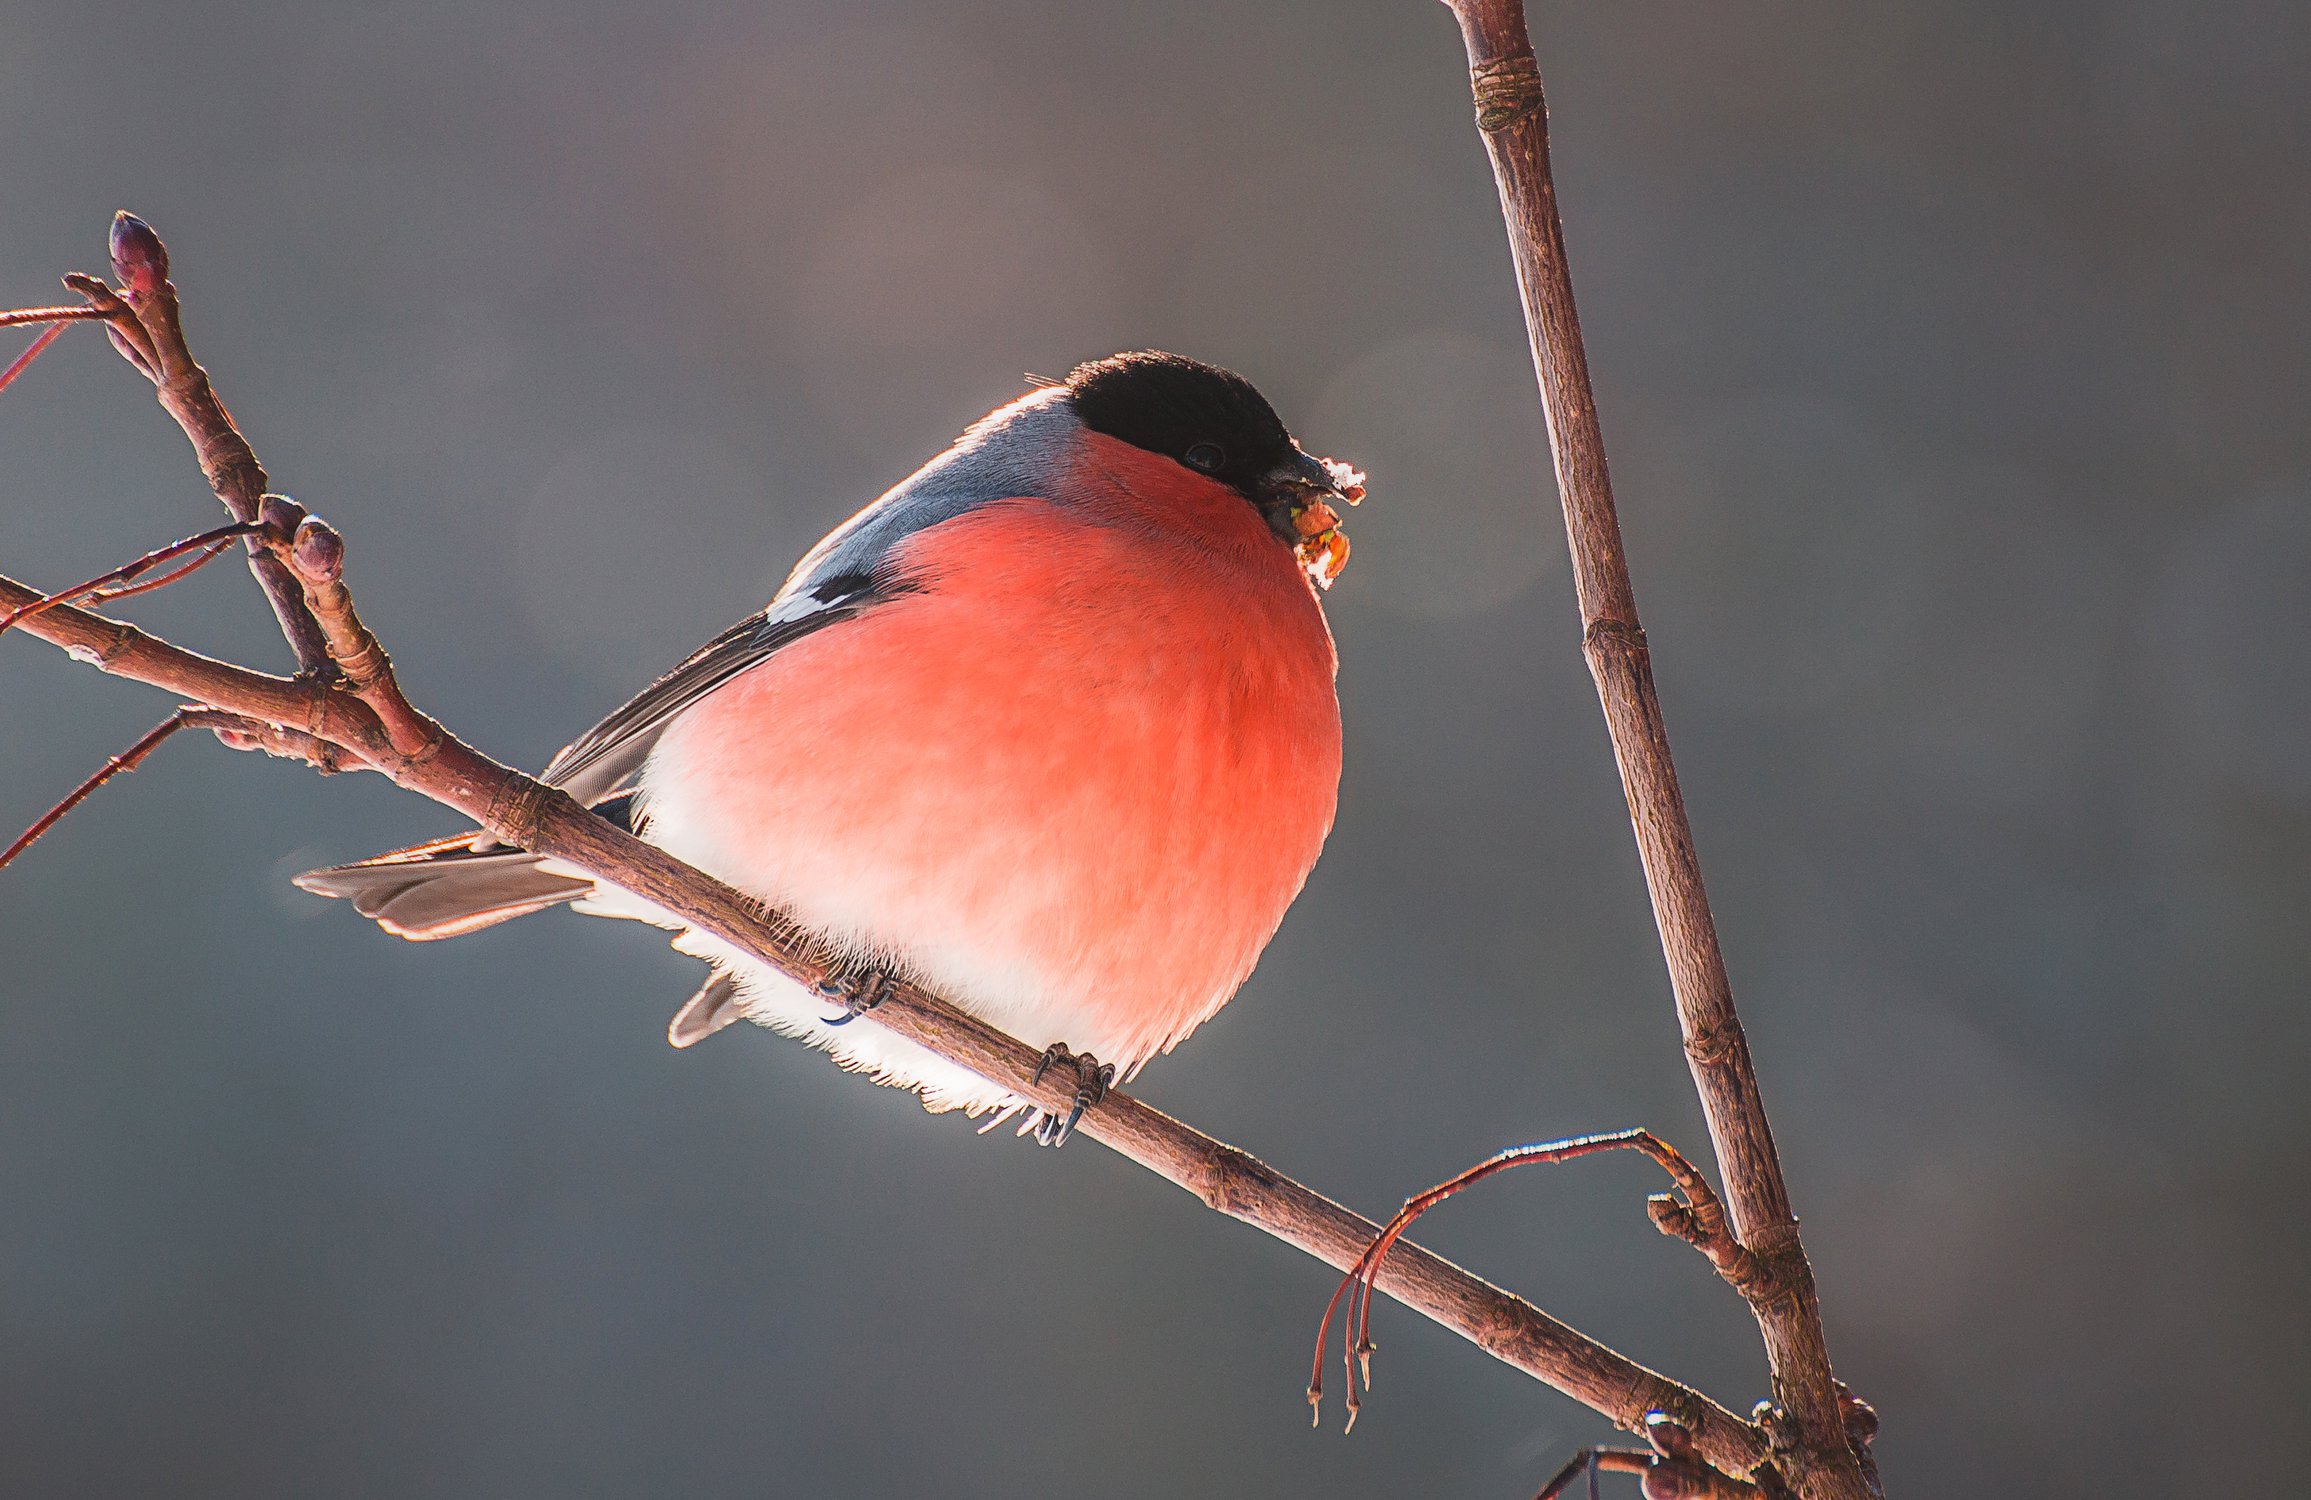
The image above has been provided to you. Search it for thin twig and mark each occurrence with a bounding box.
[1310,1129,1761,1429]
[0,711,193,871]
[1438,3,1865,1496]
[176,707,358,772]
[1528,1415,1766,1500]
[0,305,107,329]
[0,322,73,396]
[87,540,241,603]
[58,276,158,379]
[0,520,270,640]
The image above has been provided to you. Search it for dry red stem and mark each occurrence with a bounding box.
[0,322,74,396]
[1309,1129,1761,1431]
[0,305,108,329]
[0,710,194,871]
[1439,3,1868,1496]
[0,520,271,639]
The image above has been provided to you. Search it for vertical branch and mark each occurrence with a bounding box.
[1436,4,1868,1497]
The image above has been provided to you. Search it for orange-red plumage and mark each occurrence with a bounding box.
[641,436,1341,1088]
[298,353,1356,1130]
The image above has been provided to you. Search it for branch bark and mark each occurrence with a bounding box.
[74,213,338,678]
[0,226,1777,1483]
[1438,3,1869,1497]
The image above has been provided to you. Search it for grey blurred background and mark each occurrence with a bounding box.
[2,2,2304,1495]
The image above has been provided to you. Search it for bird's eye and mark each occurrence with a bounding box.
[1184,442,1226,473]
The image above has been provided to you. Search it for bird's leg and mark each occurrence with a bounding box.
[812,961,895,1026]
[1028,1043,1116,1147]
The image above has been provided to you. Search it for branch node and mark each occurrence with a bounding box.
[1470,52,1547,133]
[1647,1192,1699,1242]
[1751,1402,1800,1455]
[1681,1017,1743,1068]
[483,773,564,849]
[1582,617,1649,660]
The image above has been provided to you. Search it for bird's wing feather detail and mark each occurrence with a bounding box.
[538,393,1080,809]
[538,591,871,808]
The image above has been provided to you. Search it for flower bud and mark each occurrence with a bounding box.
[260,493,308,541]
[110,212,168,297]
[292,516,345,582]
[1644,1412,1696,1460]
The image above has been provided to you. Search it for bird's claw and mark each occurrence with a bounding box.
[1027,1043,1114,1147]
[813,964,894,1026]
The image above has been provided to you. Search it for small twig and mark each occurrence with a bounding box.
[179,707,359,773]
[1309,1130,1759,1430]
[0,520,271,640]
[87,539,242,604]
[58,275,159,379]
[0,322,74,397]
[0,305,108,329]
[0,703,355,873]
[0,710,193,871]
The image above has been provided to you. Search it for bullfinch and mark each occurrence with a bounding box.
[297,352,1362,1143]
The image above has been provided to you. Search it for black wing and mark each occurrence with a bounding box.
[539,578,875,808]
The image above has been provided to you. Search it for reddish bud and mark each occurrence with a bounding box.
[1835,1383,1880,1446]
[292,516,345,582]
[110,212,169,296]
[1644,1412,1696,1461]
[1639,1466,1691,1500]
[260,493,308,541]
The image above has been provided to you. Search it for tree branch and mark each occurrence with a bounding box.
[0,222,1777,1480]
[1438,3,1869,1496]
[72,213,339,678]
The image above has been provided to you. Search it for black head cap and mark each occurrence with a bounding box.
[1064,351,1302,505]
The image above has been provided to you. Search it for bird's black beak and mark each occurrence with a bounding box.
[1255,448,1365,544]
[1256,447,1365,589]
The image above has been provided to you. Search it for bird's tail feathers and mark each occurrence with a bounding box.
[292,837,594,940]
[291,794,638,941]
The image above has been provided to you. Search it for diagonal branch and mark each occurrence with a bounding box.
[1439,3,1868,1497]
[1,562,1771,1477]
[0,214,1776,1482]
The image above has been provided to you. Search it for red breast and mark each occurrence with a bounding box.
[640,432,1342,1070]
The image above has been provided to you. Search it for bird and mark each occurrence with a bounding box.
[296,351,1361,1144]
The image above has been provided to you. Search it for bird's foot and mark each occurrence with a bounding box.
[812,962,894,1026]
[1026,1043,1115,1147]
